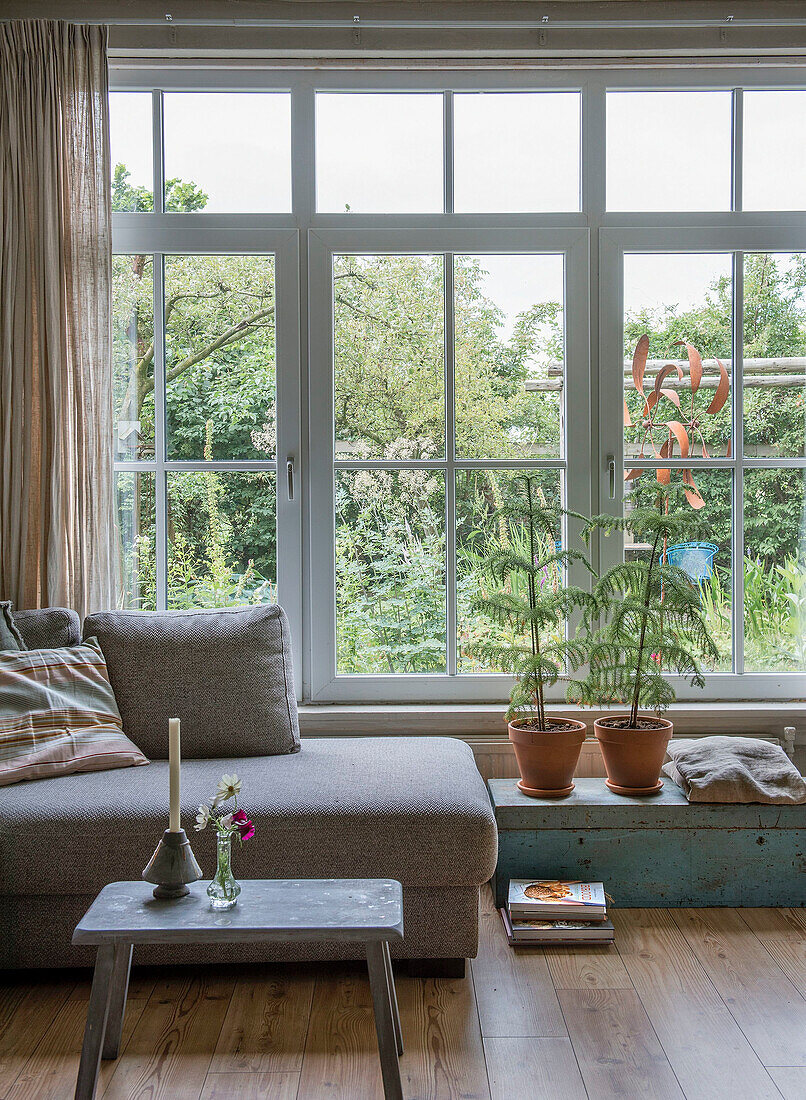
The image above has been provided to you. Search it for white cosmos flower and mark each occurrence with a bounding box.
[214,773,241,806]
[218,813,233,830]
[194,804,210,831]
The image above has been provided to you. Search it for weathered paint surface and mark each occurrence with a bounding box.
[490,778,806,908]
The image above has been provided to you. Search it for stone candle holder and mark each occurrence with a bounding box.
[142,829,203,899]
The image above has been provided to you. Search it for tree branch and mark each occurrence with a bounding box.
[133,304,275,414]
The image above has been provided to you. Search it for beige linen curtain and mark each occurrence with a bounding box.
[0,20,118,617]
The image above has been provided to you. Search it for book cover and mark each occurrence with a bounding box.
[507,879,607,918]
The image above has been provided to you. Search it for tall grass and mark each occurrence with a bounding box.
[701,556,805,671]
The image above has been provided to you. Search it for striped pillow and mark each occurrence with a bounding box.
[0,639,148,786]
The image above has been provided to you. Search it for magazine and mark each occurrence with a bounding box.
[508,879,607,920]
[500,908,615,945]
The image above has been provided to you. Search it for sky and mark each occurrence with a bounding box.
[109,88,805,344]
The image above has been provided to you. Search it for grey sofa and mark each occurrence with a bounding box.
[1,607,497,972]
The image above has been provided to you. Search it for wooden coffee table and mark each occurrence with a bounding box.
[72,879,404,1100]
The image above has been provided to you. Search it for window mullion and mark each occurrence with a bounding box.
[733,250,745,675]
[154,253,168,611]
[443,91,454,215]
[152,90,164,214]
[732,87,743,214]
[445,252,457,677]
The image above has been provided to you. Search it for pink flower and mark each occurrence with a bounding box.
[651,652,661,665]
[232,809,255,842]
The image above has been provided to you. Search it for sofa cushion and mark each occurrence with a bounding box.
[0,737,497,896]
[12,607,81,650]
[1,602,24,650]
[0,639,148,786]
[82,605,299,759]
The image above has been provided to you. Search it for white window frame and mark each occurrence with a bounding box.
[601,225,806,701]
[111,223,302,690]
[109,66,806,705]
[308,227,590,701]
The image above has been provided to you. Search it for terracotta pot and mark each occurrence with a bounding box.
[508,718,587,798]
[594,715,673,795]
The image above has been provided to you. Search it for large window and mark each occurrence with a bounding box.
[111,75,806,703]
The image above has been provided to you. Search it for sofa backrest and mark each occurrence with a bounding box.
[12,607,81,650]
[82,605,300,760]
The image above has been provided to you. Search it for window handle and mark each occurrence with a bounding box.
[286,457,295,501]
[607,454,616,500]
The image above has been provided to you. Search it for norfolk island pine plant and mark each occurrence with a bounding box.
[569,480,720,795]
[470,474,598,798]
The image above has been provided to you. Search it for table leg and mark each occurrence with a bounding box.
[366,941,404,1100]
[74,944,115,1100]
[102,943,133,1060]
[382,941,403,1056]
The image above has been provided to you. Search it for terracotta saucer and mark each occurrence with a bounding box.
[605,778,664,796]
[517,780,575,798]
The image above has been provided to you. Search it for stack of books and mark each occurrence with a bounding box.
[500,879,614,945]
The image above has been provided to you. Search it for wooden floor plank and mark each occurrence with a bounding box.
[545,942,634,990]
[297,968,384,1100]
[737,908,806,992]
[6,980,92,1100]
[0,977,77,1098]
[4,906,804,1100]
[784,907,806,934]
[210,966,314,1073]
[558,988,685,1099]
[472,888,566,1038]
[613,910,781,1100]
[97,974,158,1093]
[768,1067,806,1100]
[7,971,155,1100]
[483,1037,586,1100]
[100,972,235,1100]
[397,972,490,1100]
[672,908,806,1067]
[200,1071,299,1099]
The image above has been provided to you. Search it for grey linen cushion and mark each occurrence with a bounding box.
[663,736,806,804]
[0,602,24,650]
[83,605,299,759]
[12,607,80,650]
[0,737,498,896]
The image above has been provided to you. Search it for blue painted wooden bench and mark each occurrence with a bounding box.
[489,777,806,908]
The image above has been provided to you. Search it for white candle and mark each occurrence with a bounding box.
[169,718,181,833]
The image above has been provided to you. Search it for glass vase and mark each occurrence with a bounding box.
[207,828,241,910]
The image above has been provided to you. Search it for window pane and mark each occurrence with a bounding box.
[624,253,733,460]
[455,254,564,460]
[316,93,443,213]
[113,254,154,459]
[163,93,291,212]
[454,93,580,212]
[165,255,276,461]
[607,92,732,211]
[743,253,806,459]
[333,254,444,460]
[456,469,562,673]
[336,470,446,673]
[110,92,153,211]
[167,472,276,609]
[744,469,805,671]
[624,469,733,673]
[116,471,156,610]
[744,91,806,210]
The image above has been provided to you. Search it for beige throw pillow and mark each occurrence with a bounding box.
[663,736,806,804]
